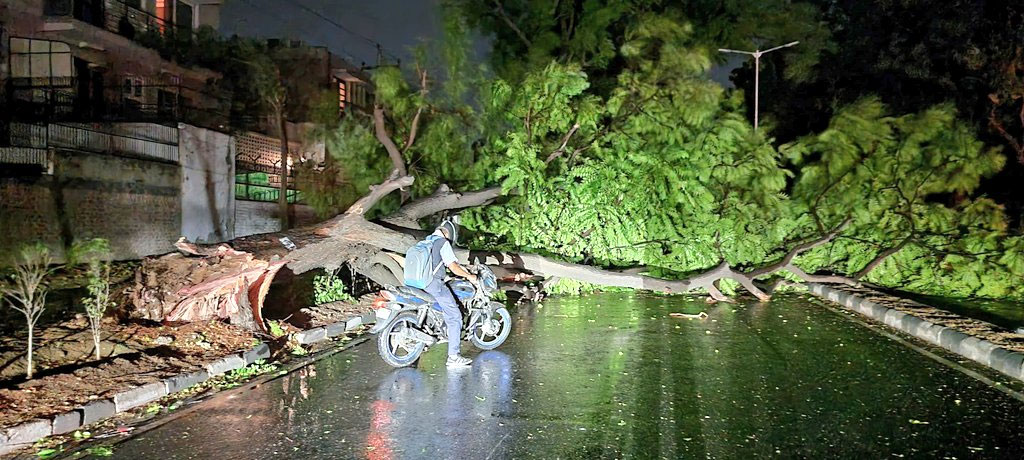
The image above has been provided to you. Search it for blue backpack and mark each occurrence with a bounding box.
[403,235,444,289]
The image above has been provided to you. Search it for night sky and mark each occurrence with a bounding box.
[220,0,449,68]
[219,0,738,85]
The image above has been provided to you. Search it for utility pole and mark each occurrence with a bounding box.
[719,41,799,131]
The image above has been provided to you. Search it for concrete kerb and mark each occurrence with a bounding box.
[0,419,52,455]
[242,342,271,364]
[295,327,327,345]
[205,353,246,376]
[307,311,377,342]
[807,283,1024,383]
[79,399,116,425]
[0,342,270,456]
[113,382,169,412]
[51,410,83,436]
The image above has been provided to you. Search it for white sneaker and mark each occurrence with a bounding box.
[446,355,472,367]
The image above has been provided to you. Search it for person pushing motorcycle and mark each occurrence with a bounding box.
[419,219,477,367]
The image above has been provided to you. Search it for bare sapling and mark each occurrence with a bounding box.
[83,260,112,360]
[74,238,113,360]
[1,244,55,379]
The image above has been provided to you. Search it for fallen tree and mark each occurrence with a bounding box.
[125,19,1024,329]
[126,166,864,331]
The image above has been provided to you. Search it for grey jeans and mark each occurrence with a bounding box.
[424,279,463,356]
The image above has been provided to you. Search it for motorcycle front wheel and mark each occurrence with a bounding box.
[377,311,426,367]
[470,305,512,350]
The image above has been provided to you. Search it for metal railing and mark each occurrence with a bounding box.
[48,123,179,163]
[0,147,51,169]
[6,76,230,129]
[45,0,191,41]
[5,122,179,164]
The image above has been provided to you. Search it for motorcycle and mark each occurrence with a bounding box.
[370,264,512,367]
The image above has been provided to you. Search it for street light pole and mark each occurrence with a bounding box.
[719,41,799,131]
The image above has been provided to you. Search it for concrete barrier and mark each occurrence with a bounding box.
[807,283,1024,384]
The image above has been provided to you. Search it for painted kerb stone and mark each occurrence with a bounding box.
[165,369,210,394]
[80,399,116,425]
[51,410,83,435]
[113,382,168,412]
[206,354,246,376]
[295,327,327,345]
[0,419,52,455]
[242,343,270,364]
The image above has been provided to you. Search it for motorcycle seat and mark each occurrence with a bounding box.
[395,285,436,303]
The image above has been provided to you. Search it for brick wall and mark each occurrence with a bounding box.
[0,149,180,261]
[234,201,319,238]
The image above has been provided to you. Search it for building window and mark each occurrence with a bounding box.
[122,75,145,100]
[9,37,74,83]
[176,1,194,30]
[336,78,346,110]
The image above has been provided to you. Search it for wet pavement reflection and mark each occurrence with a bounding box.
[109,293,1024,459]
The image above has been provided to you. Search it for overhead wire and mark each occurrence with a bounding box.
[277,0,402,64]
[232,0,400,67]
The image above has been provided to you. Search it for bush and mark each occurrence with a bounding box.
[313,271,353,304]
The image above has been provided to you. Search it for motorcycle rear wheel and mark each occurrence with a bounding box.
[470,306,512,350]
[377,312,426,367]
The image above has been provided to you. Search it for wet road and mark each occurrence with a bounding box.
[109,293,1024,459]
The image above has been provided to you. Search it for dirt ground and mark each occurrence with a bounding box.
[837,285,1024,353]
[0,318,257,429]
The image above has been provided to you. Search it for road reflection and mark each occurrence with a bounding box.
[366,351,514,459]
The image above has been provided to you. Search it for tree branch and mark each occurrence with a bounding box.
[492,0,532,48]
[374,106,408,177]
[544,123,581,164]
[747,218,851,278]
[403,69,429,152]
[384,185,505,229]
[854,237,910,279]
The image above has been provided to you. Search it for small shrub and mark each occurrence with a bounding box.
[266,319,286,338]
[313,271,353,304]
[72,239,114,360]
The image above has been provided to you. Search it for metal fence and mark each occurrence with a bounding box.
[6,76,231,129]
[0,147,51,169]
[45,0,189,40]
[4,121,179,164]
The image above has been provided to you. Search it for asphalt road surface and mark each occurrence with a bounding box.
[106,292,1024,459]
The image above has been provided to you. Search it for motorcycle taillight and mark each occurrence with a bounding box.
[380,290,396,301]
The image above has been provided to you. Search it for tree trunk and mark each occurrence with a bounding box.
[277,112,290,231]
[26,319,34,379]
[92,320,102,360]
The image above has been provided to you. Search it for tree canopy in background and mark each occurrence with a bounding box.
[300,1,1024,300]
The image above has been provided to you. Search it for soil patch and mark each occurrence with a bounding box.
[0,319,256,429]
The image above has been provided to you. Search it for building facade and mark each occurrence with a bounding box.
[0,1,371,261]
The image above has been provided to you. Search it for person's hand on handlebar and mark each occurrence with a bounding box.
[447,261,478,284]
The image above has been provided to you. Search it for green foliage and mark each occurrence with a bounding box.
[266,320,286,338]
[85,446,114,457]
[296,117,395,217]
[313,271,354,304]
[315,2,1023,301]
[71,239,114,360]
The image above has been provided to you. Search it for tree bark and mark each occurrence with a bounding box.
[374,107,408,177]
[276,111,290,231]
